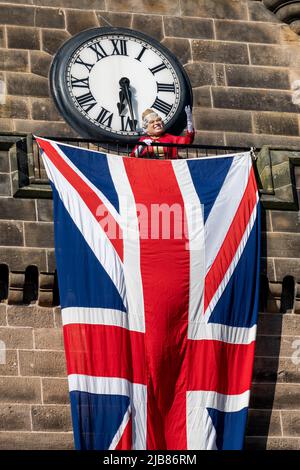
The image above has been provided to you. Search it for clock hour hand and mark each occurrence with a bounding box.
[117,77,137,131]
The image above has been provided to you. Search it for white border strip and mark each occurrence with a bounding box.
[172,160,205,330]
[62,306,145,333]
[107,156,145,330]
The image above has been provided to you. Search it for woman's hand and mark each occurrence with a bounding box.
[185,105,193,132]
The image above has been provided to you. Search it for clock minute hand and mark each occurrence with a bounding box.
[118,77,137,131]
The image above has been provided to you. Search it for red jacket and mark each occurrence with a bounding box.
[130,130,195,159]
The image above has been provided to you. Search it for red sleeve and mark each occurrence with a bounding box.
[171,130,195,145]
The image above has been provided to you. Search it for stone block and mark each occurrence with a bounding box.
[248,1,281,22]
[212,87,298,113]
[42,29,70,55]
[246,410,281,436]
[0,27,4,48]
[0,305,6,326]
[250,383,300,409]
[0,247,47,271]
[42,377,70,404]
[0,174,11,196]
[161,38,191,65]
[0,118,13,132]
[274,258,300,282]
[194,108,252,133]
[0,4,35,26]
[0,151,9,173]
[0,327,33,349]
[0,49,29,72]
[192,40,249,65]
[34,328,64,350]
[96,11,132,28]
[132,14,163,42]
[47,249,56,273]
[0,198,36,221]
[193,87,212,108]
[36,0,104,8]
[6,73,49,98]
[254,357,300,384]
[0,350,18,376]
[255,335,281,357]
[245,436,300,450]
[295,166,300,189]
[254,112,299,136]
[265,232,300,258]
[14,120,78,138]
[7,26,40,50]
[31,405,72,431]
[260,257,275,281]
[225,65,290,90]
[24,222,54,248]
[0,221,24,246]
[30,51,52,78]
[214,64,225,86]
[106,0,180,15]
[35,7,65,28]
[7,305,54,328]
[31,98,62,121]
[164,16,214,40]
[0,376,41,403]
[281,411,300,436]
[0,431,74,450]
[65,9,99,36]
[184,63,214,88]
[226,132,300,148]
[36,199,53,222]
[271,211,300,233]
[0,96,29,120]
[181,0,247,19]
[216,20,280,44]
[250,44,300,67]
[0,405,31,431]
[19,350,67,377]
[194,131,225,147]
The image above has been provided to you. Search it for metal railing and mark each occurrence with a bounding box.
[32,135,255,182]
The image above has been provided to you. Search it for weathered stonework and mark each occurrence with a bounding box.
[0,0,300,451]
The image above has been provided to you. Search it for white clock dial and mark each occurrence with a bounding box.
[50,28,191,143]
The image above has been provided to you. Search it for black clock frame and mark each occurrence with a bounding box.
[50,27,193,144]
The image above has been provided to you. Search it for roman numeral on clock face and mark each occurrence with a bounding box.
[152,97,172,115]
[76,92,97,112]
[96,107,113,127]
[74,56,94,72]
[111,39,128,56]
[121,116,137,131]
[89,42,108,61]
[71,76,89,89]
[156,82,175,93]
[149,62,167,75]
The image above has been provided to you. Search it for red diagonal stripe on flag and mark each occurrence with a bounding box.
[36,138,123,261]
[204,167,257,312]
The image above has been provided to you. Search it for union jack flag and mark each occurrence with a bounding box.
[37,137,260,450]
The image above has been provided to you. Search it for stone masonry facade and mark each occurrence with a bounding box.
[0,0,300,450]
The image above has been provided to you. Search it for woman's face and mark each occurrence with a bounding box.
[146,116,164,137]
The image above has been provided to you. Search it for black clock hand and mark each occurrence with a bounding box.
[117,77,137,131]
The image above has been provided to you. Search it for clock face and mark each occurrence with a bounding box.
[50,27,192,143]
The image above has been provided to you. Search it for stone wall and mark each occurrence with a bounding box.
[0,0,300,450]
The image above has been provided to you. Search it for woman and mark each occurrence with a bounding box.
[131,105,194,159]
